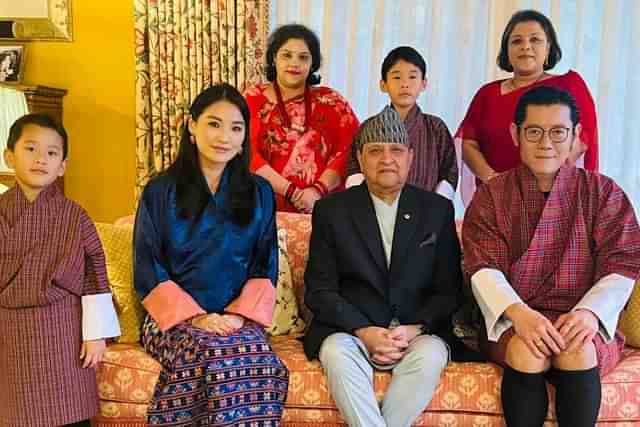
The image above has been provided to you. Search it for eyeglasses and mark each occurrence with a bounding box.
[521,126,572,144]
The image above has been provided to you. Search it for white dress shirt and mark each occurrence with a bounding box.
[370,192,400,268]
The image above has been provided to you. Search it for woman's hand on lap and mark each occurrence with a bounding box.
[191,313,236,335]
[221,314,245,331]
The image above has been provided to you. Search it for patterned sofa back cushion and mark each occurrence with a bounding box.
[95,223,145,343]
[267,228,306,335]
[619,280,640,348]
[275,212,313,325]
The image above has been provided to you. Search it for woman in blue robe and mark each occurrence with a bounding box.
[134,83,289,426]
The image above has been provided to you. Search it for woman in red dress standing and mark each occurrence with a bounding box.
[458,9,598,185]
[244,24,359,213]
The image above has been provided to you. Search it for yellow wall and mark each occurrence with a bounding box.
[24,2,136,222]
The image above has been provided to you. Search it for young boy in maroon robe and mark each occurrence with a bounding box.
[0,113,120,427]
[345,46,458,200]
[463,86,640,427]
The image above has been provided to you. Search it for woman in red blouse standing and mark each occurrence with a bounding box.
[244,24,359,213]
[458,10,598,185]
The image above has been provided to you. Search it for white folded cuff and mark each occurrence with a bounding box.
[345,173,365,188]
[435,180,455,201]
[82,293,121,341]
[572,273,635,342]
[471,268,523,342]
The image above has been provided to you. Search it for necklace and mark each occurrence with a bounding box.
[509,72,546,91]
[274,81,311,133]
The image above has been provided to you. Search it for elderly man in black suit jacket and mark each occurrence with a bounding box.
[303,106,462,427]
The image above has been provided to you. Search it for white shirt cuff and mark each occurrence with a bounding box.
[82,293,121,341]
[572,273,635,342]
[471,268,523,342]
[435,180,455,200]
[346,173,365,188]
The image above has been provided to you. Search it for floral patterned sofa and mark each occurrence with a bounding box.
[94,212,640,427]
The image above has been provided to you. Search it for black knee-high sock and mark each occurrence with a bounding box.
[64,420,91,427]
[554,367,601,427]
[501,366,548,427]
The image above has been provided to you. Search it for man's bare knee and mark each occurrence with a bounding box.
[553,342,597,370]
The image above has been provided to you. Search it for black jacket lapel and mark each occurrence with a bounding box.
[390,186,421,278]
[350,184,389,275]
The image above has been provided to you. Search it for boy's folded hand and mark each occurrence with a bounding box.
[80,339,107,369]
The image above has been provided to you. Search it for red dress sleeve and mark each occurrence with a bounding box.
[323,90,360,177]
[568,71,599,171]
[244,85,269,172]
[455,84,489,141]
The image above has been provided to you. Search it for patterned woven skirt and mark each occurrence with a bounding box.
[142,315,289,426]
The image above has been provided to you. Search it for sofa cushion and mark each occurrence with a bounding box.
[97,337,640,425]
[272,336,505,411]
[95,223,145,343]
[272,340,640,424]
[268,227,306,335]
[619,280,640,348]
[98,344,160,406]
[98,401,149,421]
[276,212,313,324]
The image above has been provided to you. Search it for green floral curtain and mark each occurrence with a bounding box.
[134,0,269,196]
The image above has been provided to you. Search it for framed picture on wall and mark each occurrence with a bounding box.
[0,44,25,83]
[0,0,73,41]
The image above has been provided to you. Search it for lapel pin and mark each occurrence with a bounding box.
[403,213,411,220]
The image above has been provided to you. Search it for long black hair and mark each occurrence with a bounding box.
[166,83,256,226]
[265,23,322,85]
